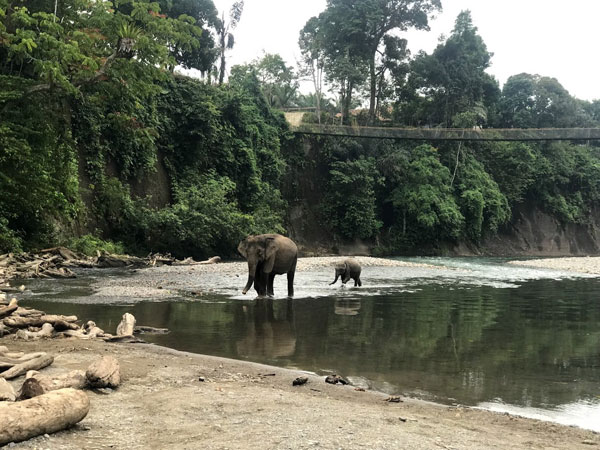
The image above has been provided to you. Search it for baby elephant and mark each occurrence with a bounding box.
[330,259,362,287]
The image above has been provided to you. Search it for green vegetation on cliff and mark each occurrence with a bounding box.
[2,1,600,256]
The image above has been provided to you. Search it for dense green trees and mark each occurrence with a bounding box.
[396,11,500,127]
[3,0,600,256]
[0,0,287,257]
[301,0,441,124]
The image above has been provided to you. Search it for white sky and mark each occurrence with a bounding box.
[211,0,600,101]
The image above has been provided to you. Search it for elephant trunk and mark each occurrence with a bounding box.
[242,261,257,294]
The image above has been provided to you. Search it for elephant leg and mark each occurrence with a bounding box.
[287,265,296,297]
[267,272,275,297]
[356,277,362,287]
[255,270,268,296]
[342,273,350,284]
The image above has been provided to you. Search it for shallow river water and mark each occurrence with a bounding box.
[18,257,600,432]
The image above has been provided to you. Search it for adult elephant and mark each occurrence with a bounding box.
[238,234,298,297]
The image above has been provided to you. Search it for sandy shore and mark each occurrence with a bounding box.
[508,256,600,274]
[1,338,598,450]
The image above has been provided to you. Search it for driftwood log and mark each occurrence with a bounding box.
[0,378,16,402]
[59,329,89,339]
[19,370,87,400]
[0,353,54,380]
[3,314,78,329]
[134,325,169,334]
[116,313,135,336]
[86,356,120,388]
[84,321,105,338]
[0,298,18,319]
[102,334,144,343]
[0,388,90,445]
[15,323,54,340]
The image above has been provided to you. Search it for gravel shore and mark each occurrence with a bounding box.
[508,256,600,274]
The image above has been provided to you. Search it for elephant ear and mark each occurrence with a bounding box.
[237,238,248,258]
[263,237,277,273]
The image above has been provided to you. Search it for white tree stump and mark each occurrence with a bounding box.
[0,388,90,445]
[116,313,135,336]
[86,356,120,388]
[0,378,16,402]
[19,370,87,399]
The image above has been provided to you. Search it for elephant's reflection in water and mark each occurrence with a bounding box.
[236,298,296,359]
[334,298,361,316]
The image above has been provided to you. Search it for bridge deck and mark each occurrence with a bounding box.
[290,124,600,141]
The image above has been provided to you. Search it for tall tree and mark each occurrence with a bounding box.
[319,0,441,124]
[398,10,499,127]
[157,0,220,73]
[216,1,244,84]
[498,73,592,128]
[230,54,299,109]
[298,17,326,123]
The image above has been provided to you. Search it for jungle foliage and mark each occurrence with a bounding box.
[2,1,600,256]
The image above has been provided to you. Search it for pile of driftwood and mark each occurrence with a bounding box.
[0,246,221,283]
[0,345,121,445]
[0,294,165,342]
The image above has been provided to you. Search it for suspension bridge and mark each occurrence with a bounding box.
[289,123,600,142]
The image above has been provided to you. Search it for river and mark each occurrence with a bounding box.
[17,257,600,432]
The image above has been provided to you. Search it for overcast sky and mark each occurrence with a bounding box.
[211,0,600,101]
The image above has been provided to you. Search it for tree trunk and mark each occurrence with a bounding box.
[19,370,87,399]
[368,54,377,125]
[3,314,78,329]
[85,356,120,388]
[0,388,90,445]
[14,323,54,340]
[0,354,54,380]
[0,298,18,319]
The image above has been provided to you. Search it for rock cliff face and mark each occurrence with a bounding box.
[479,204,599,256]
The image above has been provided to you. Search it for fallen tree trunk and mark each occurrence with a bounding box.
[199,256,221,264]
[0,299,18,319]
[19,370,87,399]
[0,354,54,380]
[59,329,89,339]
[0,388,90,445]
[83,321,106,338]
[0,378,16,401]
[86,356,120,388]
[3,314,78,328]
[116,313,135,336]
[134,325,169,334]
[102,334,144,343]
[15,323,54,340]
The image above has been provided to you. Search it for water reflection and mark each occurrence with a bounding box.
[236,298,296,359]
[18,258,600,431]
[334,298,361,316]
